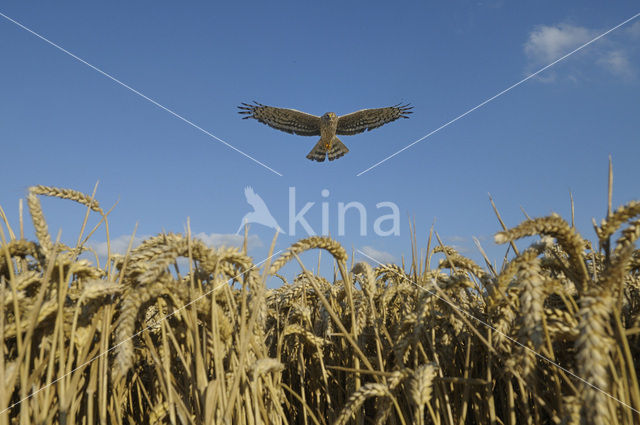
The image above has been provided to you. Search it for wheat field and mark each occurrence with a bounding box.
[1,182,639,425]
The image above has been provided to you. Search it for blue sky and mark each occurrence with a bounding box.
[1,2,639,281]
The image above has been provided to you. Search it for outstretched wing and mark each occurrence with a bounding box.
[238,101,321,136]
[336,103,413,135]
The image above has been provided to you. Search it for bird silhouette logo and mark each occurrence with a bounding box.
[236,187,283,234]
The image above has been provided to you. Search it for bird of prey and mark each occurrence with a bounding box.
[236,186,282,234]
[238,102,413,162]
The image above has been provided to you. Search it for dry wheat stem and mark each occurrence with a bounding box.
[269,236,348,275]
[356,248,640,416]
[0,250,280,415]
[4,183,640,424]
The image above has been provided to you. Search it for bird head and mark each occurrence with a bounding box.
[322,112,337,122]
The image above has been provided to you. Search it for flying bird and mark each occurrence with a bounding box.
[238,102,413,162]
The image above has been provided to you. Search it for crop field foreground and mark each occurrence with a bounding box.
[1,184,640,425]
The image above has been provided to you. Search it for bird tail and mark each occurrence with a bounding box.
[327,137,349,161]
[306,137,349,162]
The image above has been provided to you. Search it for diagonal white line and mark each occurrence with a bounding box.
[0,11,283,177]
[357,12,640,177]
[0,249,282,416]
[356,248,640,415]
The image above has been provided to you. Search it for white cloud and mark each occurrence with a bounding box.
[358,246,396,265]
[445,235,471,253]
[523,22,637,81]
[90,232,262,257]
[91,234,149,257]
[477,0,504,9]
[627,21,640,39]
[524,24,593,65]
[447,235,467,244]
[597,49,634,78]
[192,232,262,250]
